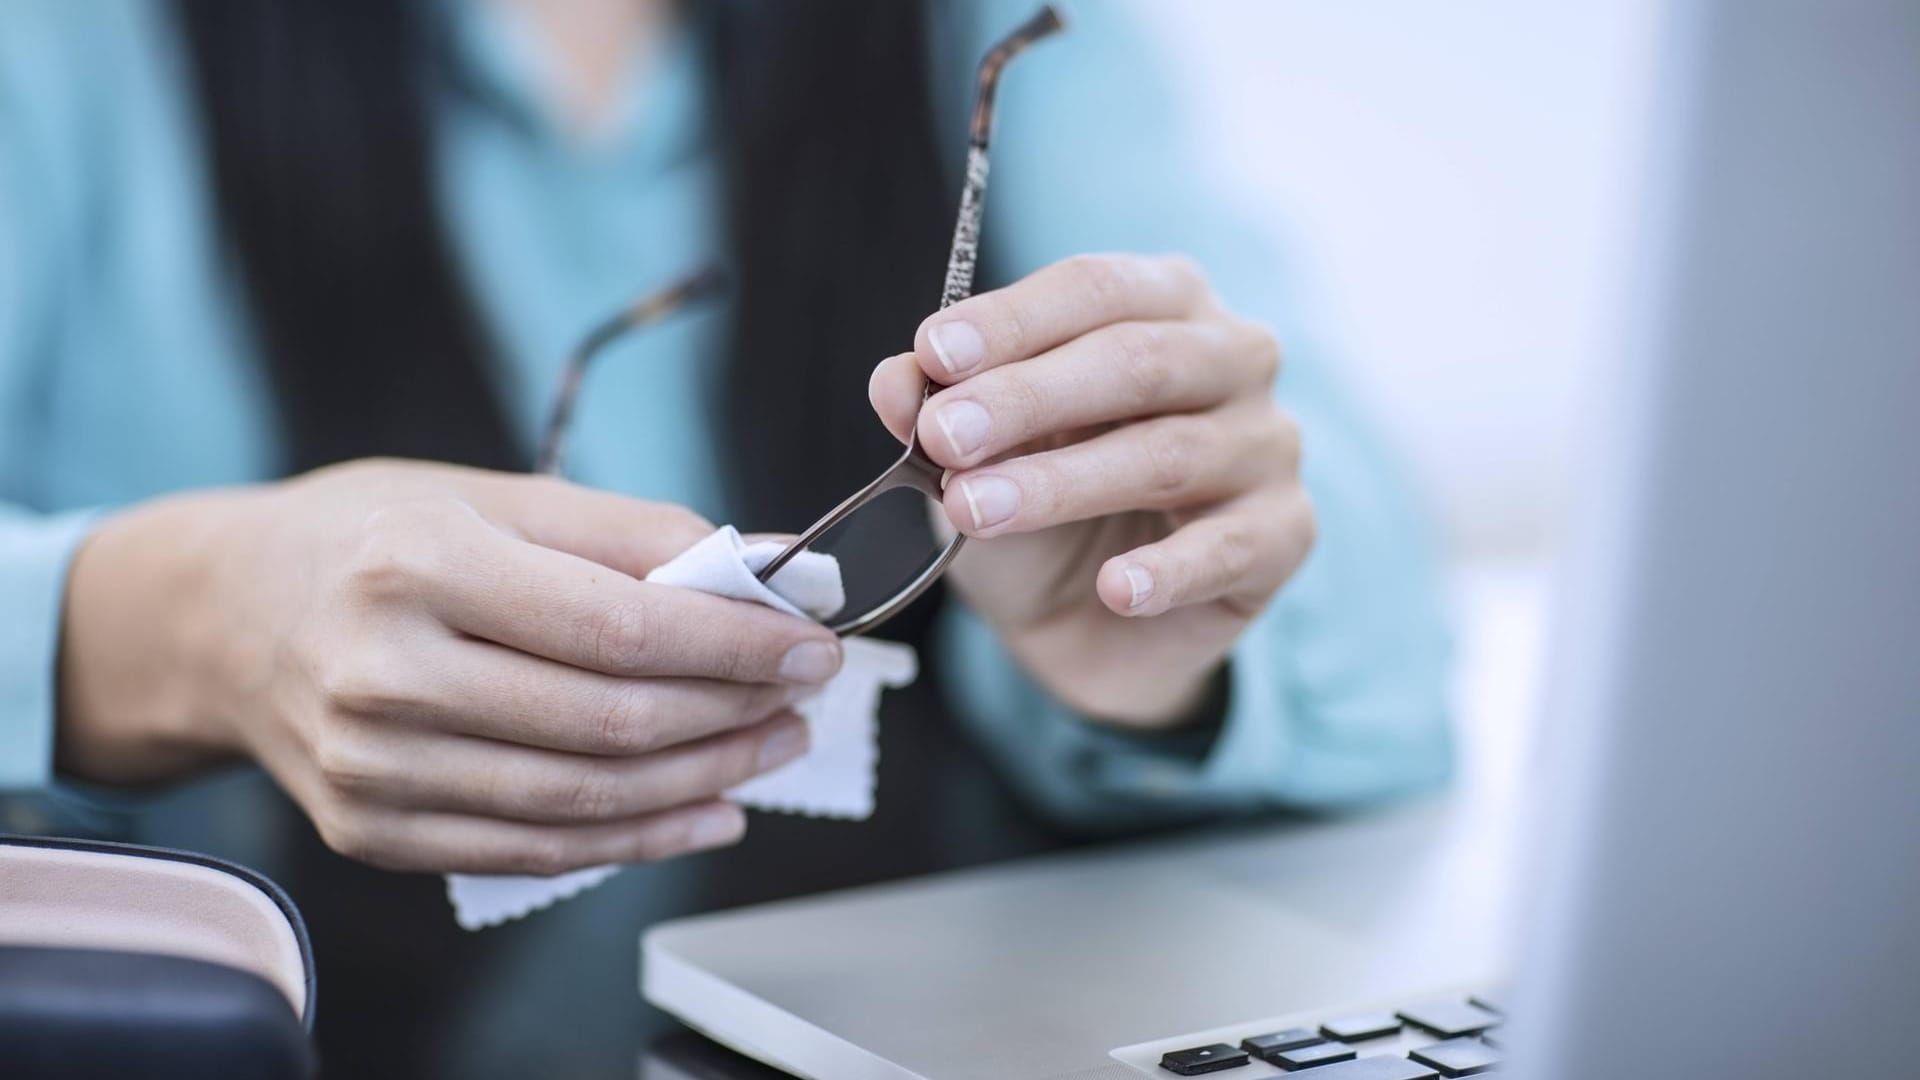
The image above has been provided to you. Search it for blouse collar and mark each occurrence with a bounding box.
[437,0,707,168]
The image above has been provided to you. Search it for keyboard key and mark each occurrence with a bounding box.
[1269,1040,1357,1070]
[1408,1037,1502,1077]
[1290,1057,1440,1080]
[1320,1013,1403,1042]
[1160,1043,1250,1075]
[1467,990,1508,1015]
[1243,1028,1326,1058]
[1396,1001,1500,1039]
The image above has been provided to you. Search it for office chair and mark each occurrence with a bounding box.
[0,833,317,1078]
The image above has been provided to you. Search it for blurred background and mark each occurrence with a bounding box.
[1139,0,1661,562]
[1130,0,1668,782]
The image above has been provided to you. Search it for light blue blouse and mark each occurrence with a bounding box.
[0,1,1452,826]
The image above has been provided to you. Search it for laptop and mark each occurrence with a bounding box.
[641,2,1920,1076]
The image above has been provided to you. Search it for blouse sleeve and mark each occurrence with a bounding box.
[0,4,109,790]
[927,1,1454,831]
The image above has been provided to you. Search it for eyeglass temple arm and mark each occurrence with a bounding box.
[753,5,1068,635]
[535,266,726,477]
[942,3,1068,310]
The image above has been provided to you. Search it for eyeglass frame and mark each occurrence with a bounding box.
[533,4,1068,638]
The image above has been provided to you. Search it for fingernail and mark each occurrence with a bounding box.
[686,807,745,851]
[929,321,986,376]
[756,721,809,772]
[1123,564,1156,610]
[779,640,842,684]
[959,476,1020,530]
[934,400,991,458]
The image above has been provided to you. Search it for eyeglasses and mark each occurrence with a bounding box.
[535,4,1067,637]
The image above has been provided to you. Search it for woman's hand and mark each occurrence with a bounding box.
[870,254,1314,729]
[57,460,843,874]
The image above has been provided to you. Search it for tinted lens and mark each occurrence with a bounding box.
[803,486,946,625]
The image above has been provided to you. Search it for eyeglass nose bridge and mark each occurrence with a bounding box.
[753,435,965,638]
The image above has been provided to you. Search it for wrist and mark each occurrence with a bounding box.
[1080,663,1222,732]
[55,489,259,784]
[1158,663,1232,732]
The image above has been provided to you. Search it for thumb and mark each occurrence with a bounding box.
[868,352,925,446]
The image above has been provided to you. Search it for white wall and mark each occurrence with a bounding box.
[1133,0,1662,559]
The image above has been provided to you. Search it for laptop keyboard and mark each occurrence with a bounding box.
[1149,992,1507,1077]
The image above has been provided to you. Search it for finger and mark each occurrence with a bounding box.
[1096,492,1316,618]
[323,712,809,824]
[739,532,802,547]
[868,351,927,445]
[913,253,1212,384]
[398,512,844,683]
[324,799,749,875]
[941,402,1295,537]
[916,318,1280,470]
[345,635,806,755]
[459,471,715,579]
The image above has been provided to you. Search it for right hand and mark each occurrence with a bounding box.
[57,459,843,875]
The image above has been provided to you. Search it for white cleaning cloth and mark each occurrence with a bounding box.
[445,527,916,929]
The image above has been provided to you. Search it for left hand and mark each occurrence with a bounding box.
[869,253,1315,729]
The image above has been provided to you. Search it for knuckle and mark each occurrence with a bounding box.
[342,540,419,606]
[1158,252,1206,287]
[315,643,402,717]
[583,599,652,674]
[314,806,379,865]
[1142,419,1205,499]
[585,684,657,754]
[1242,320,1284,383]
[1216,519,1260,579]
[1296,492,1321,554]
[1154,253,1211,309]
[1109,322,1173,406]
[992,371,1050,438]
[1170,255,1212,299]
[703,627,757,682]
[555,767,621,823]
[1269,408,1303,473]
[514,836,581,878]
[1067,253,1131,308]
[344,500,457,603]
[718,734,768,789]
[627,818,696,863]
[965,294,1028,362]
[752,683,798,727]
[311,723,381,794]
[670,745,756,808]
[315,661,370,715]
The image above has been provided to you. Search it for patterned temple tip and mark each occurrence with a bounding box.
[968,5,1069,147]
[535,265,726,476]
[943,5,1069,310]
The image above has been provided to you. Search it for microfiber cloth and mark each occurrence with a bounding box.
[445,527,917,929]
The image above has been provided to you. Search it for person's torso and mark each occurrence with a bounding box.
[15,1,730,520]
